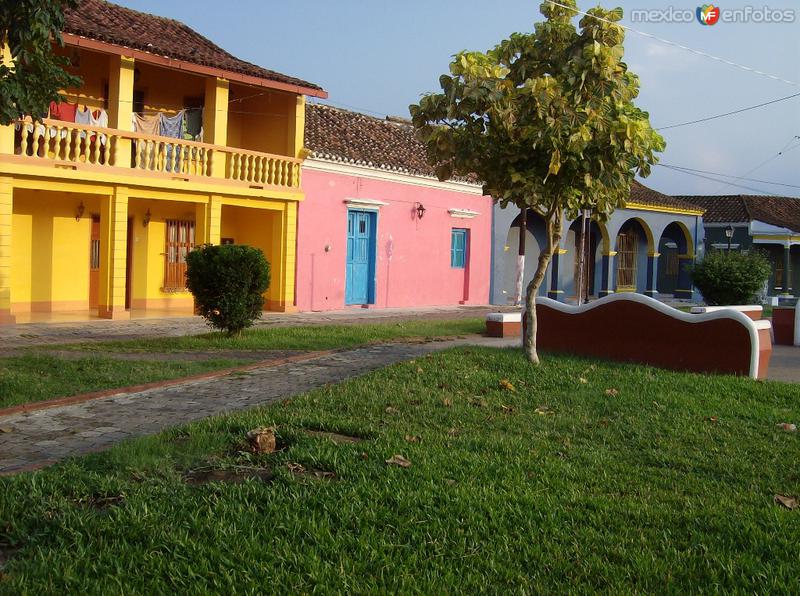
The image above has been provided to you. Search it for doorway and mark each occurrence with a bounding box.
[345,210,377,305]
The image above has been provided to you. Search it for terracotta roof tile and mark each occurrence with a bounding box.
[629,181,704,212]
[304,103,476,182]
[63,0,323,93]
[683,195,800,232]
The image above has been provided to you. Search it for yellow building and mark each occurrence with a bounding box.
[0,0,326,324]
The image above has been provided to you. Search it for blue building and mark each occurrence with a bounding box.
[490,182,705,305]
[682,194,800,301]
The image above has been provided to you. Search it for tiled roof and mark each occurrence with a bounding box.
[304,103,472,180]
[683,195,800,232]
[629,181,704,213]
[63,0,324,93]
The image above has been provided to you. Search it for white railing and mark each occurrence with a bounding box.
[11,118,302,190]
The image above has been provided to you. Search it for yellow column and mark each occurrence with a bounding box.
[208,195,222,245]
[0,177,14,323]
[268,202,297,312]
[203,77,229,178]
[287,95,306,158]
[108,55,135,165]
[98,186,130,319]
[0,43,15,156]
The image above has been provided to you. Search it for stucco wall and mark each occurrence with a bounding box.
[297,165,493,311]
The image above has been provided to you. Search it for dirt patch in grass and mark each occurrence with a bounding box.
[184,468,273,485]
[73,493,125,510]
[303,430,364,444]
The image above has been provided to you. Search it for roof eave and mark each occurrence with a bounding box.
[62,33,328,99]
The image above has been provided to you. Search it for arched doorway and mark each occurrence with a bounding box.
[500,210,548,304]
[657,222,693,298]
[564,216,606,302]
[614,218,653,294]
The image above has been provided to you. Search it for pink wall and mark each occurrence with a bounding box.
[297,166,493,311]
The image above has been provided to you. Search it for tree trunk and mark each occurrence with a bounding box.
[523,212,563,364]
[514,207,527,305]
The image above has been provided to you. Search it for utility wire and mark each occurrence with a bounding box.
[659,163,800,190]
[543,0,800,88]
[657,163,800,197]
[656,92,800,130]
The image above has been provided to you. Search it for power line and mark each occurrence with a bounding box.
[543,0,800,88]
[658,163,799,197]
[659,163,800,190]
[656,92,800,130]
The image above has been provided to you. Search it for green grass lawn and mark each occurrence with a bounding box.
[1,347,798,592]
[0,319,484,409]
[0,355,246,410]
[53,318,485,353]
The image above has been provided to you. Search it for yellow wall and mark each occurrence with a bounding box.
[54,47,110,112]
[11,190,100,311]
[227,84,292,155]
[128,198,197,309]
[220,204,278,304]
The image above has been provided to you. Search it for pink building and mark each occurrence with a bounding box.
[297,105,492,311]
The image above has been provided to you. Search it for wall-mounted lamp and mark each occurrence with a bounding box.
[142,208,151,227]
[415,202,426,220]
[75,201,85,222]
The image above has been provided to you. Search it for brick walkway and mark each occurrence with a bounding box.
[0,336,515,474]
[0,305,501,351]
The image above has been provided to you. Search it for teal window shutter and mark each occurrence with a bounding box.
[451,229,467,268]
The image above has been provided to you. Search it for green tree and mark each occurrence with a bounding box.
[690,250,771,306]
[186,244,271,336]
[410,0,664,363]
[0,0,81,125]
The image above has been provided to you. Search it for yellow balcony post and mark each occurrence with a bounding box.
[98,186,130,319]
[0,177,14,323]
[203,77,229,178]
[287,95,306,159]
[268,202,297,312]
[108,55,135,166]
[195,195,221,245]
[0,43,14,156]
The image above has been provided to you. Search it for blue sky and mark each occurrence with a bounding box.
[116,0,800,197]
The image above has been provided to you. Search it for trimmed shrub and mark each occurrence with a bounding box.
[690,250,771,305]
[185,244,270,335]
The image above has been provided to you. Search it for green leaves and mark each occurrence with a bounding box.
[0,0,82,125]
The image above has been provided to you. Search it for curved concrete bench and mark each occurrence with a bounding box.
[528,294,772,379]
[486,312,522,338]
[690,305,762,321]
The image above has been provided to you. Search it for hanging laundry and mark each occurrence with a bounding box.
[74,107,92,126]
[48,100,78,139]
[160,111,185,173]
[90,109,109,145]
[49,100,78,122]
[132,113,160,135]
[159,111,184,138]
[183,107,203,141]
[132,113,160,170]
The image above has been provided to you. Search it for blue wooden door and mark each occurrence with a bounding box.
[346,210,375,304]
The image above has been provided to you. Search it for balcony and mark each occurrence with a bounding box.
[10,118,302,190]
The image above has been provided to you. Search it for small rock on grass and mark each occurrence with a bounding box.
[774,494,798,510]
[247,427,276,454]
[385,454,412,468]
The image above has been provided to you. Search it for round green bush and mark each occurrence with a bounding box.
[185,244,270,335]
[690,250,771,306]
